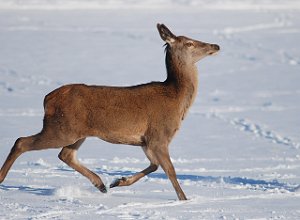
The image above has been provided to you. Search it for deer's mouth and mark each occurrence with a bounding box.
[208,51,218,55]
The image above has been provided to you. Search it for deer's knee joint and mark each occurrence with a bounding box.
[12,137,26,154]
[58,150,67,162]
[58,148,73,162]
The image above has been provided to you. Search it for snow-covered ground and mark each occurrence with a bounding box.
[0,0,300,219]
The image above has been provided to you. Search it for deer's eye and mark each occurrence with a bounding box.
[185,42,194,47]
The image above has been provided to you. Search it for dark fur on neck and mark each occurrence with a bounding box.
[164,44,180,84]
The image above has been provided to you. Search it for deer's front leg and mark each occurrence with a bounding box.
[110,164,158,188]
[155,147,187,200]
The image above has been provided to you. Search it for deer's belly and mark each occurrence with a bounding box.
[96,131,145,146]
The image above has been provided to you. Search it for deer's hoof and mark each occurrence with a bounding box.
[100,185,107,193]
[95,183,107,193]
[110,177,127,188]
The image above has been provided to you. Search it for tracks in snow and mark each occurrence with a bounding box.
[230,117,300,149]
[193,110,300,150]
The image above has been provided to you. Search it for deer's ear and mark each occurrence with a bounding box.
[157,23,176,44]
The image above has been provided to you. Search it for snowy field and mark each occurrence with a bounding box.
[0,0,300,219]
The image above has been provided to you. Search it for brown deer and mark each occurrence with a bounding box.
[0,24,219,200]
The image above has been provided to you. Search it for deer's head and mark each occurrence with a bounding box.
[157,23,220,64]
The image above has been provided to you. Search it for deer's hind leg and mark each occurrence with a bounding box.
[58,138,107,193]
[0,130,74,184]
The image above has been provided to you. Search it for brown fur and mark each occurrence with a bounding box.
[0,24,219,200]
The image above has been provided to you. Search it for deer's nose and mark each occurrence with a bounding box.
[212,44,220,51]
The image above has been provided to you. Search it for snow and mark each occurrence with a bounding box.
[0,0,300,219]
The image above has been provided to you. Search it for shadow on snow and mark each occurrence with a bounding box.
[0,184,55,196]
[0,167,298,196]
[97,168,299,192]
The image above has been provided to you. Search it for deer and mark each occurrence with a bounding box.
[0,24,219,200]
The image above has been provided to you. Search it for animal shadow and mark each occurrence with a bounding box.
[96,168,299,192]
[0,184,55,196]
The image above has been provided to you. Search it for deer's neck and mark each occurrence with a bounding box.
[165,50,199,119]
